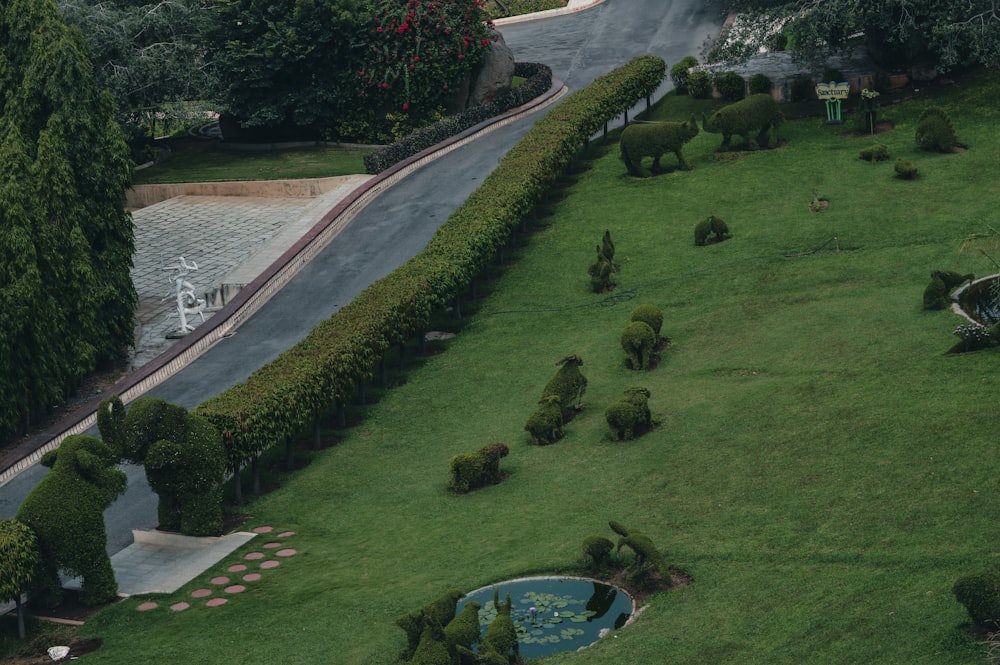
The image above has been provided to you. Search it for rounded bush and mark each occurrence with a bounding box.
[894,158,918,179]
[859,144,889,162]
[621,321,656,370]
[748,73,773,95]
[670,55,699,92]
[631,304,664,339]
[686,70,712,98]
[714,71,746,101]
[916,108,956,153]
[954,569,1000,627]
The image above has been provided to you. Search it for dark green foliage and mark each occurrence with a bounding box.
[96,395,126,459]
[605,387,652,441]
[621,322,656,370]
[922,271,973,309]
[894,158,919,179]
[412,623,453,665]
[525,395,563,445]
[822,68,844,83]
[714,71,746,101]
[396,589,466,659]
[669,55,699,93]
[16,435,127,608]
[607,521,671,588]
[602,230,616,267]
[0,0,136,445]
[0,518,40,639]
[364,63,553,174]
[483,590,519,661]
[588,244,614,292]
[859,144,890,162]
[448,444,509,492]
[444,601,481,651]
[541,354,587,412]
[790,75,814,102]
[915,107,957,153]
[583,535,614,571]
[703,93,783,151]
[748,73,773,95]
[954,569,1000,628]
[630,304,664,340]
[99,396,226,536]
[620,116,700,176]
[686,70,712,98]
[694,215,730,246]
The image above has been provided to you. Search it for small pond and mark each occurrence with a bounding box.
[457,576,634,660]
[956,275,1000,325]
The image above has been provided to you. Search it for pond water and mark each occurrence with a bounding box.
[457,576,634,660]
[957,276,1000,325]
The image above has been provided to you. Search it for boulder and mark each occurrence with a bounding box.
[469,31,515,106]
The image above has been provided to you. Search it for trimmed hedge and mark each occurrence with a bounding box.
[364,62,553,174]
[195,56,666,488]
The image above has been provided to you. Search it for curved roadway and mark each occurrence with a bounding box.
[0,0,724,554]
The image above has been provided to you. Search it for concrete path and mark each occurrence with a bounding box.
[0,0,725,613]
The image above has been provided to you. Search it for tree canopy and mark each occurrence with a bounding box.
[721,0,1000,72]
[0,0,136,443]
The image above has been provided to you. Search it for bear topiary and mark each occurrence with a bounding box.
[915,106,957,153]
[954,568,1000,629]
[16,435,127,608]
[630,304,664,341]
[622,321,657,370]
[703,93,783,151]
[619,116,700,176]
[99,396,226,536]
[448,443,509,492]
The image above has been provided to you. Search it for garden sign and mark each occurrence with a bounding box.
[815,81,851,124]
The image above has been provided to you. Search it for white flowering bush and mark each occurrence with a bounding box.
[952,322,994,352]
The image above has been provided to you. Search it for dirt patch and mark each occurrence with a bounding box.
[605,567,693,607]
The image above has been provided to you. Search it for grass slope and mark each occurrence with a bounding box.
[37,71,1000,664]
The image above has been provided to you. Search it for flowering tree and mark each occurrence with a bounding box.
[359,0,496,125]
[0,519,40,639]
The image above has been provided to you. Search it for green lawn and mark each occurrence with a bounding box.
[6,71,1000,664]
[132,137,370,184]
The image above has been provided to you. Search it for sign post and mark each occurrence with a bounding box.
[815,81,851,124]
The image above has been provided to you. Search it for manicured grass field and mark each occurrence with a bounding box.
[7,71,1000,664]
[132,137,370,184]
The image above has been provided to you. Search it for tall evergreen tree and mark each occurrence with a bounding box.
[0,0,135,442]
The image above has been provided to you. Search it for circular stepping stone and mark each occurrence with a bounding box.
[263,542,282,549]
[228,564,247,573]
[206,598,227,607]
[276,548,297,557]
[191,589,212,598]
[243,573,262,582]
[244,552,264,560]
[137,602,157,612]
[225,585,246,594]
[278,531,295,538]
[253,526,273,534]
[170,602,190,612]
[260,560,280,569]
[211,576,230,585]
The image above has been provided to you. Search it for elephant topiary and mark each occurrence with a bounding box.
[620,116,700,176]
[16,435,127,607]
[702,93,782,151]
[99,396,226,536]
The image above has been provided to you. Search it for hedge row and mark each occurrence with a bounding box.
[363,62,554,174]
[195,55,667,477]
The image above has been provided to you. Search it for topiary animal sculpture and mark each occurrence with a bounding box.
[525,395,564,445]
[694,215,730,246]
[448,443,509,492]
[630,304,664,341]
[608,521,671,587]
[620,116,700,176]
[702,93,782,151]
[482,590,519,662]
[541,353,587,413]
[16,435,127,608]
[602,229,616,268]
[588,244,613,292]
[605,387,652,441]
[99,396,226,536]
[621,321,657,370]
[922,270,974,310]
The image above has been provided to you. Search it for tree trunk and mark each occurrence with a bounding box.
[251,457,261,496]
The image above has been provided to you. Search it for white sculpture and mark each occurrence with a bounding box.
[163,256,206,336]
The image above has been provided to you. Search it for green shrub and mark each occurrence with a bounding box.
[915,107,957,153]
[695,215,730,246]
[0,518,40,639]
[686,70,712,98]
[859,144,889,162]
[789,75,814,102]
[748,73,773,95]
[525,395,564,446]
[954,569,1000,628]
[670,55,699,93]
[605,387,652,441]
[607,521,671,588]
[821,68,844,83]
[622,322,656,370]
[443,601,481,651]
[922,270,973,309]
[714,71,746,101]
[588,244,614,292]
[619,117,700,175]
[16,435,127,608]
[583,535,614,570]
[483,590,519,660]
[767,32,788,51]
[894,158,918,179]
[541,353,587,412]
[448,444,509,492]
[602,230,616,266]
[411,624,453,665]
[396,589,465,659]
[702,94,782,151]
[630,304,663,340]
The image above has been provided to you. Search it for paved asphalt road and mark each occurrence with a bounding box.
[0,0,725,554]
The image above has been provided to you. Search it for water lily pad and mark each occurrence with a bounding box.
[570,615,589,623]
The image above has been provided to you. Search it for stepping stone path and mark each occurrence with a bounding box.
[132,526,299,614]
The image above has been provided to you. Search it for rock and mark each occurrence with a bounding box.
[48,646,70,661]
[469,31,515,106]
